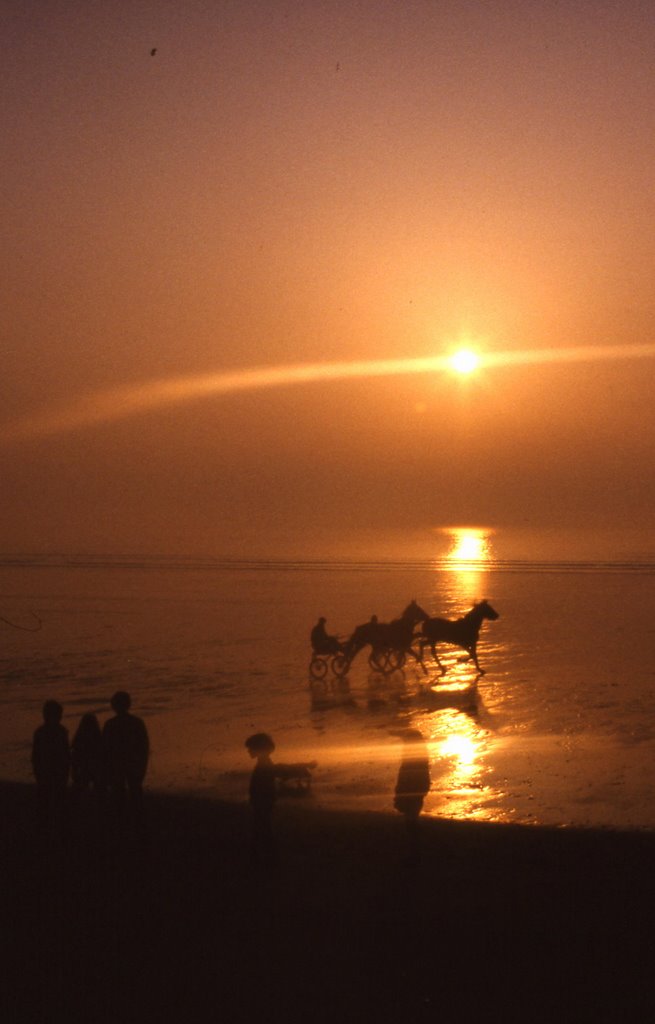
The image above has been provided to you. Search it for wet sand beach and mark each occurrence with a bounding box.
[5,560,655,830]
[3,780,654,1022]
[4,558,655,1019]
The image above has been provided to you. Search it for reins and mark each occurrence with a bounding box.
[0,612,42,632]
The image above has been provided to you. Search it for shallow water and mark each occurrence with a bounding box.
[2,557,655,828]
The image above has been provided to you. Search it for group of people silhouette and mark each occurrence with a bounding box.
[32,689,431,865]
[31,690,149,828]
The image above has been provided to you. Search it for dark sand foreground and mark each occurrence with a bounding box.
[3,781,655,1022]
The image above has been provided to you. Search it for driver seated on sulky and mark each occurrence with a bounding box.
[310,617,342,655]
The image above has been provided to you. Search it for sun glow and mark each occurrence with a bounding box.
[5,343,655,443]
[450,348,480,374]
[448,528,489,564]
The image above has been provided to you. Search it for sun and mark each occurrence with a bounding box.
[450,348,480,374]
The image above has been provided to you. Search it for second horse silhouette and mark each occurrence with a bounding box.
[344,600,428,675]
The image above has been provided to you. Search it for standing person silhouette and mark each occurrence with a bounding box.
[102,691,149,814]
[394,729,431,860]
[71,712,105,803]
[31,700,70,833]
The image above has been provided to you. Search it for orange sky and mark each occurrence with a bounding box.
[3,1,655,559]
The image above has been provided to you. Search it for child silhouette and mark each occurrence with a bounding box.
[245,733,316,868]
[245,733,279,868]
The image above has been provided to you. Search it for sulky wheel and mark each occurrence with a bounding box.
[309,654,328,680]
[369,649,405,674]
[386,649,406,672]
[331,652,351,678]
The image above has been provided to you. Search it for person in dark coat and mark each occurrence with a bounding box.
[102,691,149,810]
[71,712,105,800]
[31,699,70,829]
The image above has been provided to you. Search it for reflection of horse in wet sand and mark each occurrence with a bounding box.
[418,600,499,676]
[347,600,428,674]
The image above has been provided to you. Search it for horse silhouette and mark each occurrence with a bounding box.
[418,600,499,676]
[346,600,429,674]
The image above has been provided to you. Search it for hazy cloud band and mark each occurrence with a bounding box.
[4,343,655,444]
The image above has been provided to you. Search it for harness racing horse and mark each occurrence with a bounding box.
[345,600,429,674]
[418,600,499,676]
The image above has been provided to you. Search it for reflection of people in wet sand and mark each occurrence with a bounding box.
[31,700,70,829]
[102,691,149,810]
[394,729,431,859]
[71,712,105,800]
[310,617,342,655]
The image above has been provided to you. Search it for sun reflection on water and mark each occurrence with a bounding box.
[419,528,509,818]
[440,732,477,765]
[441,526,493,602]
[420,708,499,821]
[307,523,509,822]
[403,698,507,823]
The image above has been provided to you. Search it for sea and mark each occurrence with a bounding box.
[2,532,655,830]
